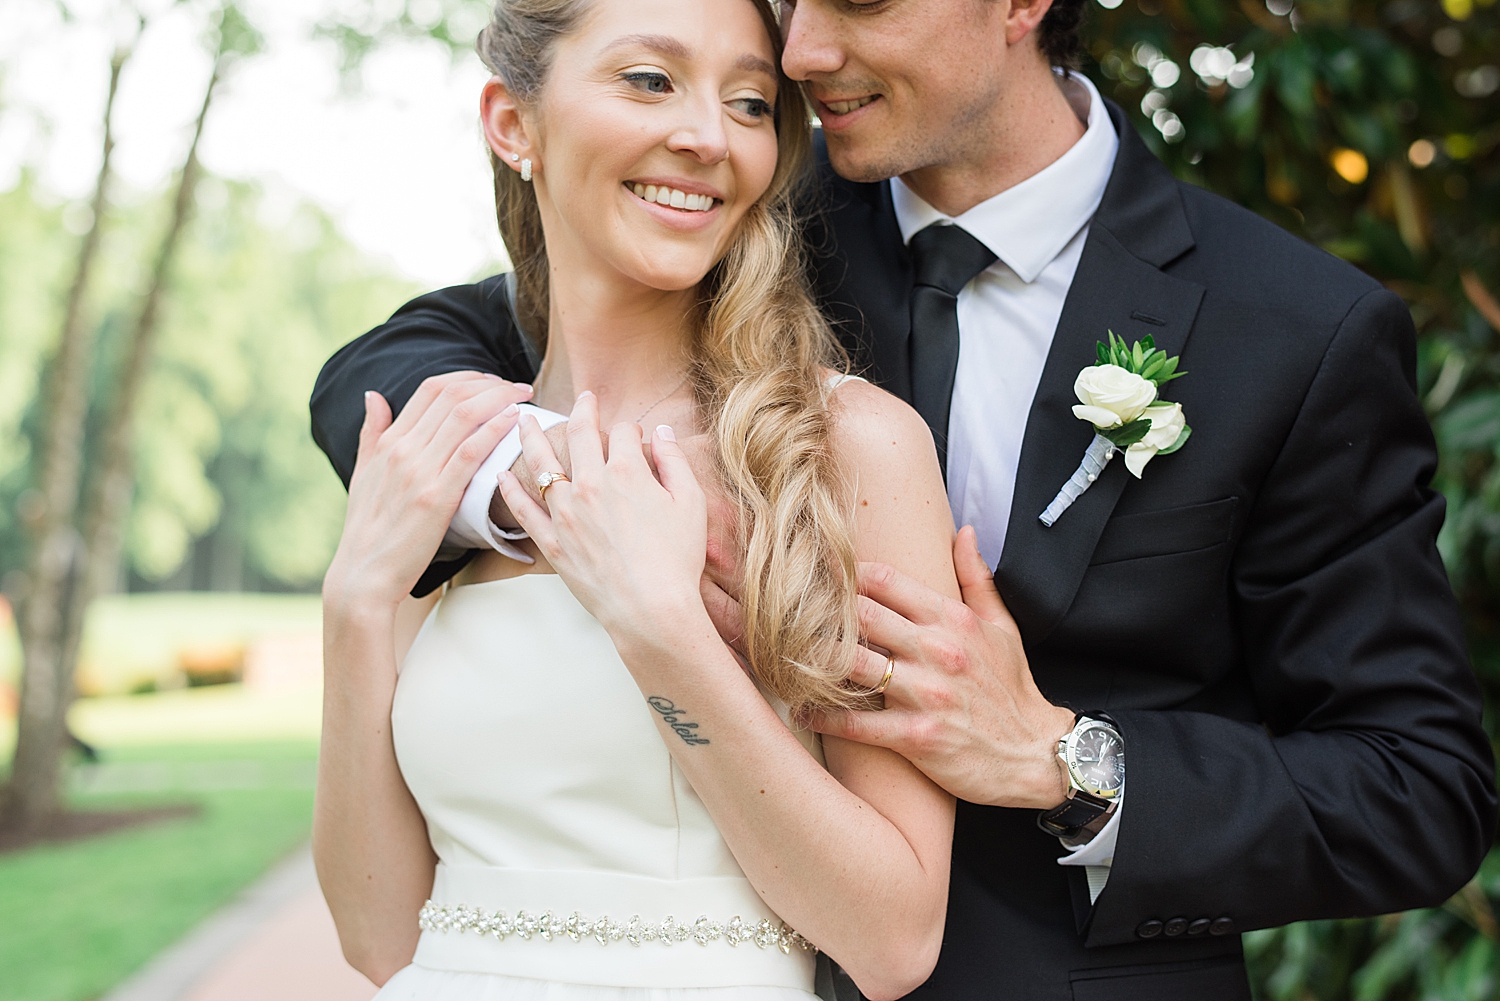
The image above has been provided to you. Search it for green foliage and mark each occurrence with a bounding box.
[314,0,494,81]
[1096,331,1186,385]
[0,172,420,590]
[1084,1,1500,997]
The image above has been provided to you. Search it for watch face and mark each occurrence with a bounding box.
[1067,721,1124,798]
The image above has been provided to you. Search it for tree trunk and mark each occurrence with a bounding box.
[68,60,224,711]
[2,45,131,834]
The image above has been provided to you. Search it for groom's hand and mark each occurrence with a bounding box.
[809,526,1076,810]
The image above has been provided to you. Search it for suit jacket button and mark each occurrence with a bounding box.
[1210,917,1235,936]
[1188,918,1211,936]
[1164,917,1188,937]
[1137,920,1164,939]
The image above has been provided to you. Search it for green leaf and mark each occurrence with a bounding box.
[1096,341,1110,366]
[1132,341,1145,368]
[1101,418,1153,449]
[1156,423,1192,455]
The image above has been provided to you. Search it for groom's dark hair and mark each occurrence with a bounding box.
[1036,0,1088,69]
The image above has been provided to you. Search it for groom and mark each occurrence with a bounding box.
[310,0,1496,997]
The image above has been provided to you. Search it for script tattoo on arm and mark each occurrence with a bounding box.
[646,696,710,746]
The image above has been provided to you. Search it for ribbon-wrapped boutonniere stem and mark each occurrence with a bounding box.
[1039,332,1191,527]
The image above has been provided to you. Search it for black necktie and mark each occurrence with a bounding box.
[907,223,997,472]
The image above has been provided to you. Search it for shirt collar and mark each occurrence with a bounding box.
[890,72,1120,284]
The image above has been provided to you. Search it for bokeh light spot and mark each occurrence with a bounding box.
[1409,139,1437,168]
[1330,148,1369,184]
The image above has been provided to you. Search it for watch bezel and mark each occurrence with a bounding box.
[1060,717,1124,801]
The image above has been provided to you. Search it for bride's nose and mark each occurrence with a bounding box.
[665,95,730,166]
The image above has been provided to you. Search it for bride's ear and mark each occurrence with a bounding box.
[481,76,535,175]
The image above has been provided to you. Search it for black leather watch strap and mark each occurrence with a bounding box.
[1037,789,1112,838]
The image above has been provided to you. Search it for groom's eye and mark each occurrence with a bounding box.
[623,72,672,95]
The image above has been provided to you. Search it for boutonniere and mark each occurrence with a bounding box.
[1039,332,1192,527]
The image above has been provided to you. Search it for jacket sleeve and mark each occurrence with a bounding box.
[1087,287,1498,946]
[308,275,535,487]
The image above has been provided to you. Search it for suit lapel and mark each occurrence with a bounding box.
[993,103,1205,643]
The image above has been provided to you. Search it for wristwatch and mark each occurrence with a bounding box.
[1037,713,1125,839]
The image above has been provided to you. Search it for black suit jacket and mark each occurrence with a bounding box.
[310,102,1496,999]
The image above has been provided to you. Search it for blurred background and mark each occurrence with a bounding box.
[0,0,1496,999]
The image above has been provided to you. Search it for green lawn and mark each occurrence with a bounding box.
[0,741,319,1001]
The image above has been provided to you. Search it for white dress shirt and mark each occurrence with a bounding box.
[447,71,1124,900]
[890,73,1122,898]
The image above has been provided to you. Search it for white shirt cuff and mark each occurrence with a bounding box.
[443,403,569,563]
[1055,788,1123,904]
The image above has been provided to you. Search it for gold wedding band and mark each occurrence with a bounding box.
[869,656,896,697]
[536,470,570,503]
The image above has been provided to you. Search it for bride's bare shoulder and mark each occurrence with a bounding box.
[822,371,957,596]
[821,370,939,477]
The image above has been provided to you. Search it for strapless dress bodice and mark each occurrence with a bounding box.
[388,573,821,994]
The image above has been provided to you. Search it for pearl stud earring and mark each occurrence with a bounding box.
[510,153,519,162]
[520,158,532,183]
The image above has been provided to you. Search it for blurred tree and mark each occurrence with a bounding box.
[1081,0,1499,997]
[1,12,140,834]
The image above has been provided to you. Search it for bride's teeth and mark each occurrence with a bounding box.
[633,184,715,211]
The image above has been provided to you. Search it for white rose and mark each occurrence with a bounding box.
[1124,402,1187,478]
[1071,364,1158,429]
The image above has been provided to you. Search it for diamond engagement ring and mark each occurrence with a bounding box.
[536,471,569,503]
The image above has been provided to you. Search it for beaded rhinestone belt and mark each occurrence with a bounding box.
[418,901,817,955]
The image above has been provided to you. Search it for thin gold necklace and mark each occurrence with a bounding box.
[634,374,689,425]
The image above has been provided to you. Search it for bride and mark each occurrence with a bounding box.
[315,0,961,998]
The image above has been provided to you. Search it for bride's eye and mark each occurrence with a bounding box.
[623,71,672,95]
[730,97,774,119]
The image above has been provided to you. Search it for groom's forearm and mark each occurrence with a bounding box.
[310,277,531,488]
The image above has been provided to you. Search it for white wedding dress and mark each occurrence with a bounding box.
[376,572,824,1000]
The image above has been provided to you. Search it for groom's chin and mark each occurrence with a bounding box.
[822,134,908,186]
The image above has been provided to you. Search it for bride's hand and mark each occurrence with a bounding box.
[499,392,708,636]
[324,373,520,615]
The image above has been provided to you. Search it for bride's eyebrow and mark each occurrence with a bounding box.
[600,34,776,80]
[602,33,690,61]
[736,54,776,78]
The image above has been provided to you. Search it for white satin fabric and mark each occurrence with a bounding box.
[382,573,822,998]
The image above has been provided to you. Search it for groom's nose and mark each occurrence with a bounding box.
[780,0,847,82]
[667,95,730,166]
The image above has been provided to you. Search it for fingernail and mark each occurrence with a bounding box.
[363,391,374,409]
[515,383,533,394]
[656,424,676,442]
[577,390,594,401]
[502,403,519,417]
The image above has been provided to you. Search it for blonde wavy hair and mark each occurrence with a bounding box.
[478,0,862,713]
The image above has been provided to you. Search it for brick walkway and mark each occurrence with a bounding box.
[103,845,377,1001]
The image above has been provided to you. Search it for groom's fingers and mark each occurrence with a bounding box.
[701,576,747,653]
[858,561,950,627]
[953,525,1017,633]
[805,707,911,752]
[856,593,918,658]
